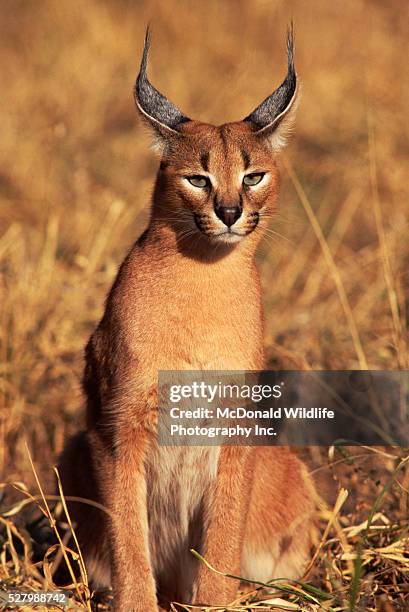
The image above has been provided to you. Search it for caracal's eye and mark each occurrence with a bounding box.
[243,172,265,187]
[187,175,210,188]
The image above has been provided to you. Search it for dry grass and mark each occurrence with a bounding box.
[0,0,408,610]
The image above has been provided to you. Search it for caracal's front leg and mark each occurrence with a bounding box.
[107,429,158,612]
[194,446,254,607]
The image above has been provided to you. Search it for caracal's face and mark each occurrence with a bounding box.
[136,29,297,246]
[156,121,280,244]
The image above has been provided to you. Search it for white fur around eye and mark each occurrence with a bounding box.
[182,174,217,191]
[239,172,268,189]
[183,178,205,192]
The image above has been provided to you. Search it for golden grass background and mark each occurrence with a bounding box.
[0,0,408,609]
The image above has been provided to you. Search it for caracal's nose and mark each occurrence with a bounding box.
[214,204,242,228]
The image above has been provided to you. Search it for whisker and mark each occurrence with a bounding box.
[263,227,292,244]
[259,232,280,251]
[155,216,194,224]
[177,229,198,244]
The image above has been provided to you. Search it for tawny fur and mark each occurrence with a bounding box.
[59,37,315,611]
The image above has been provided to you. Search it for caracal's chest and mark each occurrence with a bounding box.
[144,444,220,601]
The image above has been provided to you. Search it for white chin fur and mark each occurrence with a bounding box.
[211,232,243,244]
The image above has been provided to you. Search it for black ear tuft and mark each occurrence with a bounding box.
[134,27,190,134]
[244,24,297,132]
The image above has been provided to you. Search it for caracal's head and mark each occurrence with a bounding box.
[134,28,298,246]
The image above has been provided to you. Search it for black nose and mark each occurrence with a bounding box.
[214,204,242,228]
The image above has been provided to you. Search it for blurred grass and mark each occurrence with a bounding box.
[0,0,408,609]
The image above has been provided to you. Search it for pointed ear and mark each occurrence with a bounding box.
[243,25,299,151]
[134,27,190,151]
